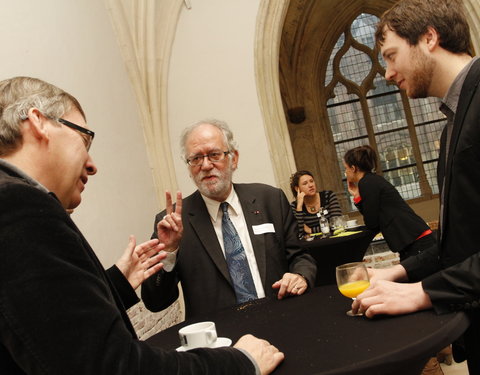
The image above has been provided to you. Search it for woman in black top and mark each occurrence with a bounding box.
[343,145,436,261]
[290,170,342,239]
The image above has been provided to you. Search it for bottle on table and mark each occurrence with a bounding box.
[318,208,330,237]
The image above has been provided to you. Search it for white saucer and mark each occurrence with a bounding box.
[176,337,232,352]
[346,224,361,230]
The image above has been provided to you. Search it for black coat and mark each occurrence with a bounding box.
[0,165,254,374]
[402,58,480,370]
[355,172,430,253]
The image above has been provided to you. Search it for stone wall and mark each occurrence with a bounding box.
[127,300,184,341]
[363,240,400,269]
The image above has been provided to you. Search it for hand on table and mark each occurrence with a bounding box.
[157,191,183,252]
[351,280,432,318]
[272,272,308,300]
[116,236,167,290]
[234,334,284,375]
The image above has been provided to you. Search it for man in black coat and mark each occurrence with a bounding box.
[141,119,316,319]
[352,0,480,373]
[0,76,283,374]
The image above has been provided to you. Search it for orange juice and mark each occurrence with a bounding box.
[338,280,370,298]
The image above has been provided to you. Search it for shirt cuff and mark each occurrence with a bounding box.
[161,248,178,272]
[236,348,261,375]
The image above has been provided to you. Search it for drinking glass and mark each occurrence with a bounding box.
[335,262,370,316]
[334,216,345,233]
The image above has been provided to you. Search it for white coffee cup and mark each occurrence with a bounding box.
[178,321,218,349]
[346,219,358,228]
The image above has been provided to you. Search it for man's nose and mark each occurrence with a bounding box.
[384,65,395,82]
[86,155,98,175]
[200,155,214,169]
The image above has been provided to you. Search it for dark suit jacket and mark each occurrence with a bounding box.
[355,172,430,254]
[0,165,254,374]
[401,58,480,368]
[142,183,317,319]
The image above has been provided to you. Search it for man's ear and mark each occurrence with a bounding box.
[423,26,440,52]
[231,150,239,170]
[25,108,49,142]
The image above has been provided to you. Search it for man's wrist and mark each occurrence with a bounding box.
[295,273,309,287]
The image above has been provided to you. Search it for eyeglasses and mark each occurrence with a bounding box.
[186,151,230,166]
[56,118,95,151]
[20,112,95,151]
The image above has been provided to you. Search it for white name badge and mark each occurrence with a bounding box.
[252,223,275,235]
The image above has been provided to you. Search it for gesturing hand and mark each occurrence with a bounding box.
[116,235,167,290]
[157,191,183,252]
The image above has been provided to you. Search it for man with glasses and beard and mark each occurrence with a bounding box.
[142,119,316,319]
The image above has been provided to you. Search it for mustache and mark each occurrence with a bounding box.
[198,171,221,180]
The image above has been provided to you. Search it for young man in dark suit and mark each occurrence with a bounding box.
[350,0,480,372]
[0,77,283,374]
[142,119,316,318]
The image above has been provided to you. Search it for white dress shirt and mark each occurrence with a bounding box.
[202,188,266,298]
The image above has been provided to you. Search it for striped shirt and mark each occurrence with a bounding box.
[290,190,342,239]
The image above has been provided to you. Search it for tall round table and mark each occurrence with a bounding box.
[146,285,468,375]
[303,229,376,286]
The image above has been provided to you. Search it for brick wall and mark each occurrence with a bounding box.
[363,240,400,269]
[127,300,184,341]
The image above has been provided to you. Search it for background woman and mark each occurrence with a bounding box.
[343,145,436,261]
[290,170,342,239]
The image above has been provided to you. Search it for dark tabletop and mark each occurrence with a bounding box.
[303,228,376,286]
[146,285,468,375]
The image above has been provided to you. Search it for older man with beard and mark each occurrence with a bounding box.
[141,119,316,319]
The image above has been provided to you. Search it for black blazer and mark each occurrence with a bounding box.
[142,183,317,319]
[355,172,430,253]
[402,59,480,312]
[0,166,254,374]
[401,58,480,369]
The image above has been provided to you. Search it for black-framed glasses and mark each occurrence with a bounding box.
[56,118,95,151]
[186,151,230,166]
[20,112,95,151]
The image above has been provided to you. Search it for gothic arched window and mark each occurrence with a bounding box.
[324,13,445,211]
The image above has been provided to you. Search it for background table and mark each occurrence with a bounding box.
[303,229,376,286]
[146,285,468,375]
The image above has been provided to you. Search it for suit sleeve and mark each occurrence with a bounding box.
[0,183,254,374]
[106,265,140,310]
[290,200,306,239]
[421,252,480,314]
[279,189,317,287]
[141,210,180,312]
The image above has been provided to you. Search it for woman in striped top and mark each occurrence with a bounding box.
[290,170,342,239]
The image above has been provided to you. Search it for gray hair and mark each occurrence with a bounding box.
[0,76,85,156]
[180,118,238,160]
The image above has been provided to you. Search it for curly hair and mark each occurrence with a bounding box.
[289,170,314,197]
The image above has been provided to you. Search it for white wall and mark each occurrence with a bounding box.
[167,0,276,195]
[0,0,159,267]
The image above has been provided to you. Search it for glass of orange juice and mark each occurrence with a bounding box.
[336,262,370,316]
